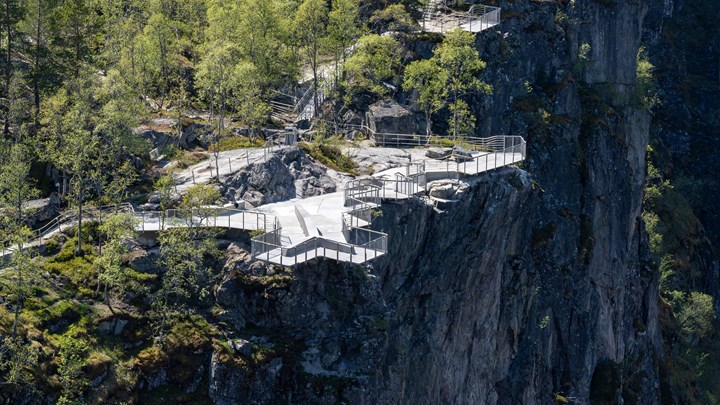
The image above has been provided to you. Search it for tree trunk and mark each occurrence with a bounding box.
[12,251,23,337]
[104,282,115,315]
[452,87,458,140]
[312,41,319,118]
[76,188,83,256]
[4,0,12,138]
[425,110,432,136]
[33,0,41,124]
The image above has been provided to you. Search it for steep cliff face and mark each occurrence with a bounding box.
[209,0,661,403]
[644,0,720,299]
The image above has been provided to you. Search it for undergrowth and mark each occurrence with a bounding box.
[299,140,359,175]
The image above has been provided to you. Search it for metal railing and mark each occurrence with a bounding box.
[251,234,386,266]
[420,1,500,34]
[1,203,135,259]
[134,207,277,233]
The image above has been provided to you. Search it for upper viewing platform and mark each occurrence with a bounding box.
[421,1,501,34]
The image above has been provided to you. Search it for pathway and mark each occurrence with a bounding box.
[2,133,525,267]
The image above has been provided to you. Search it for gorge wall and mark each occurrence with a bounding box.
[208,0,664,403]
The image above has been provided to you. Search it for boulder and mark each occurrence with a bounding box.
[425,148,452,160]
[23,193,61,227]
[451,145,474,162]
[138,203,160,211]
[229,338,254,357]
[428,181,459,199]
[222,146,336,206]
[366,99,416,135]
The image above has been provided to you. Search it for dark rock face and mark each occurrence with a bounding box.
[222,146,336,207]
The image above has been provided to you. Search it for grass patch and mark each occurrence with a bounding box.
[208,136,265,152]
[299,141,359,175]
[174,150,207,169]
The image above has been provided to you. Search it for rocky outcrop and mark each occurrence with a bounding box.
[22,194,61,228]
[134,118,213,151]
[208,0,661,403]
[222,147,336,206]
[366,99,416,135]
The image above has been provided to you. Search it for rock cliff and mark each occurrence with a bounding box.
[208,0,663,403]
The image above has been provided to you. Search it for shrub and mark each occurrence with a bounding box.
[677,292,715,341]
[299,141,359,175]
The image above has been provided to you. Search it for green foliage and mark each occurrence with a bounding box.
[448,99,476,139]
[403,58,448,135]
[370,4,417,32]
[174,150,208,169]
[676,292,715,341]
[208,136,265,152]
[299,141,359,175]
[57,334,89,404]
[423,29,491,139]
[181,184,221,209]
[326,0,362,77]
[0,335,39,387]
[573,42,592,77]
[153,227,219,339]
[343,34,402,98]
[635,46,659,110]
[0,143,39,235]
[96,212,138,313]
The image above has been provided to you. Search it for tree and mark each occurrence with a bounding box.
[0,334,39,394]
[57,334,88,404]
[326,0,362,85]
[41,85,102,255]
[0,0,24,138]
[134,12,183,110]
[153,174,176,229]
[295,0,328,117]
[677,292,715,341]
[343,34,402,98]
[232,62,271,138]
[153,225,218,341]
[41,68,142,254]
[95,212,137,314]
[0,142,38,229]
[448,99,476,139]
[180,183,221,228]
[0,227,40,337]
[370,4,416,33]
[235,0,297,90]
[195,40,238,175]
[403,58,447,135]
[41,74,105,255]
[20,0,57,119]
[432,29,491,139]
[50,0,102,76]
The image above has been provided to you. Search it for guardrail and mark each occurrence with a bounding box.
[421,2,500,34]
[134,207,278,233]
[2,204,279,260]
[1,203,135,259]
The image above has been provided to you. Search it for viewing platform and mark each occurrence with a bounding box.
[2,132,525,267]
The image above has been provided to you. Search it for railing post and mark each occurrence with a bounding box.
[192,170,196,184]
